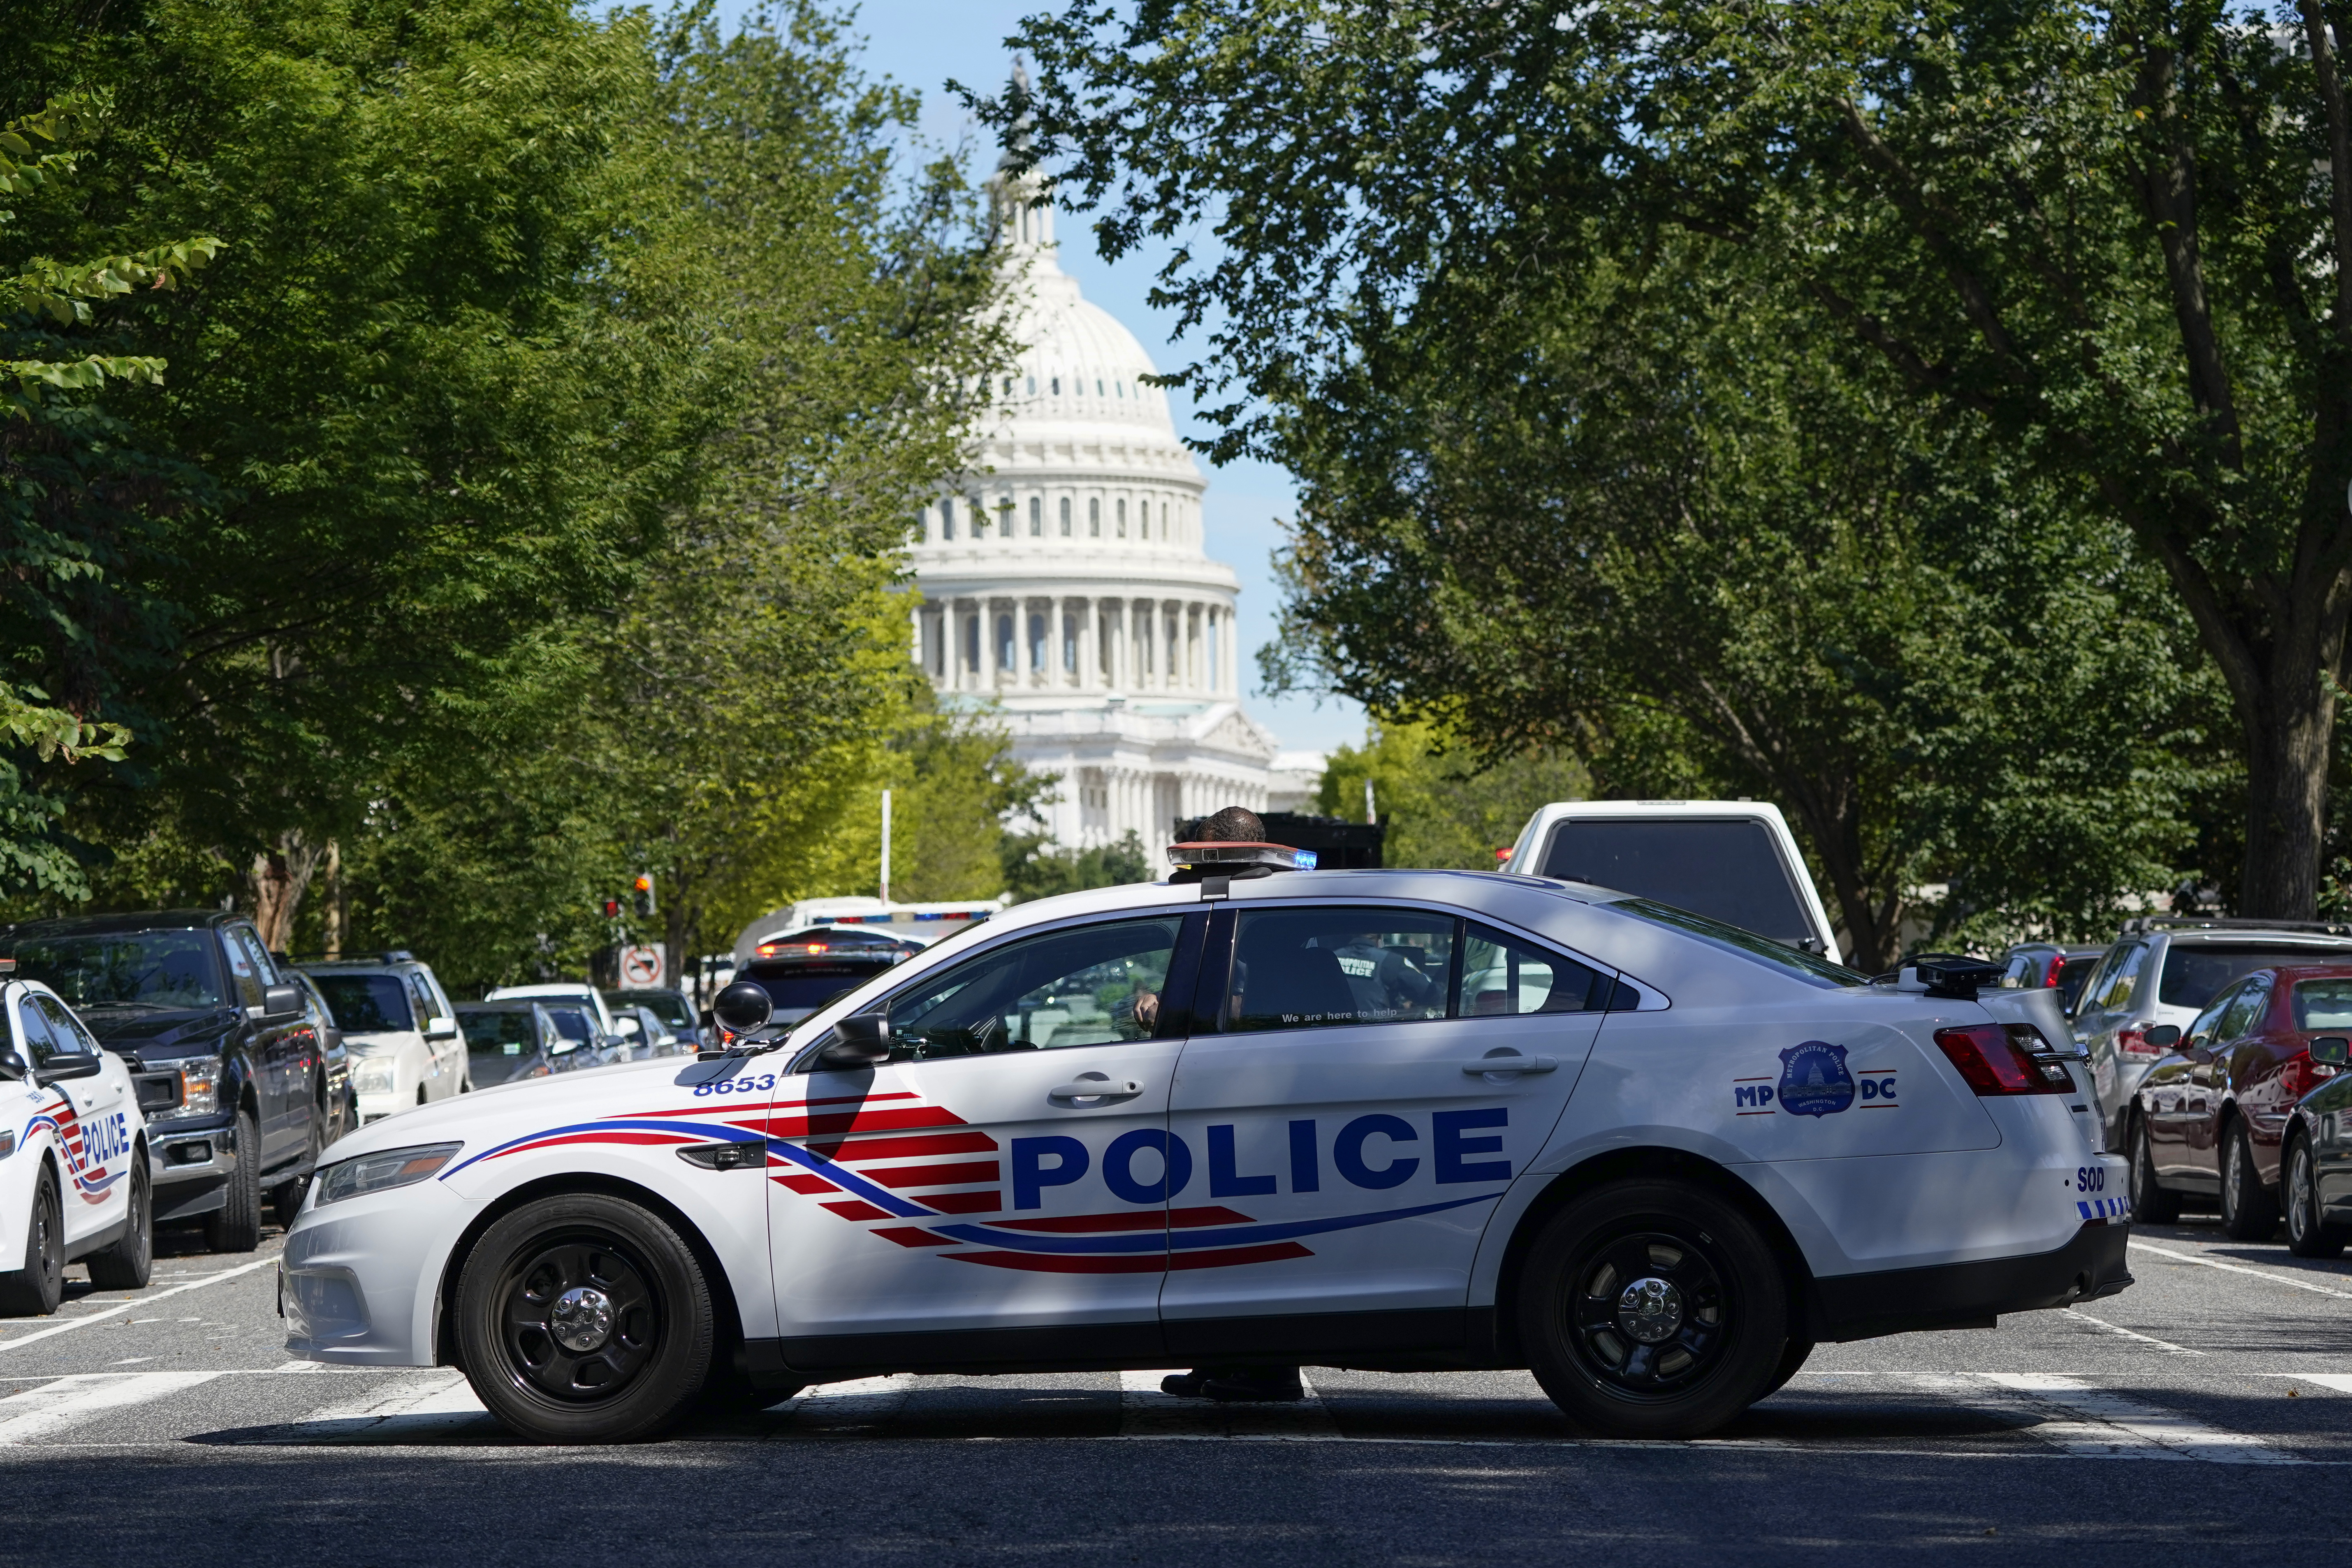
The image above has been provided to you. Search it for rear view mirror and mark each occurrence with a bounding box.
[816,1013,891,1071]
[2144,1024,2181,1050]
[2312,1036,2350,1068]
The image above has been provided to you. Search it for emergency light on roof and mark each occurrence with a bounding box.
[756,941,830,956]
[1166,841,1317,873]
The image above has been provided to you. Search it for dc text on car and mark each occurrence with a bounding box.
[279,857,2128,1443]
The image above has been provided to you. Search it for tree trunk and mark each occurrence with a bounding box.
[2238,652,2336,919]
[247,830,327,954]
[322,838,345,958]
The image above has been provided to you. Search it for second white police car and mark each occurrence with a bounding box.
[280,848,2129,1441]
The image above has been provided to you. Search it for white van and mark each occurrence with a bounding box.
[1502,800,1842,964]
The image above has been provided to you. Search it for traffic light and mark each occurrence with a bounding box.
[632,872,656,917]
[600,896,622,920]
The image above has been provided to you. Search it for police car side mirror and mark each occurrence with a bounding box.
[2144,1024,2181,1050]
[816,1014,891,1071]
[2312,1036,2350,1068]
[34,1052,102,1086]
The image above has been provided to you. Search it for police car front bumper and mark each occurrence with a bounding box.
[280,1174,470,1366]
[1808,1221,2133,1343]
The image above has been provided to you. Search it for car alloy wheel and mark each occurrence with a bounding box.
[456,1193,714,1443]
[2220,1123,2279,1241]
[2130,1118,2180,1225]
[2285,1140,2344,1259]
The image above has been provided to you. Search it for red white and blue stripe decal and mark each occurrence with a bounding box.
[20,1093,127,1204]
[444,1090,1500,1272]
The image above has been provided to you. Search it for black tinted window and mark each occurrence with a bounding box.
[311,974,415,1033]
[1229,908,1453,1032]
[2,930,226,1010]
[747,963,892,1014]
[460,1009,539,1054]
[1541,819,1814,943]
[14,997,63,1066]
[2158,946,2348,1010]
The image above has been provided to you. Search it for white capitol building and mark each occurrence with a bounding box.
[908,160,1320,853]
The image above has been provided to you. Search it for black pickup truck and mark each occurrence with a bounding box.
[0,911,334,1251]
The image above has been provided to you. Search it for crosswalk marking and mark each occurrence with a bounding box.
[1973,1373,2299,1465]
[1117,1368,1340,1438]
[2129,1241,2352,1302]
[2060,1309,2204,1356]
[0,1373,222,1444]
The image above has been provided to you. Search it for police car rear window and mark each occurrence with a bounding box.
[1541,819,1815,945]
[1606,898,1868,989]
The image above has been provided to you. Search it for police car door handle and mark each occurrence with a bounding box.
[1462,1053,1557,1075]
[1050,1077,1144,1104]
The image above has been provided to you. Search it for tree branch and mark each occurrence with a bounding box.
[2301,0,2352,346]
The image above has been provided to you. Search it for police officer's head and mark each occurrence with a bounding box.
[1197,806,1264,843]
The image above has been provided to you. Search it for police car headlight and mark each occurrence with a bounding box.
[315,1142,462,1206]
[160,1056,222,1120]
[353,1059,399,1095]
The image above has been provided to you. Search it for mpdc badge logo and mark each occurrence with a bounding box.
[1776,1040,1856,1118]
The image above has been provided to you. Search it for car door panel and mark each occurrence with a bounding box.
[762,912,1200,1358]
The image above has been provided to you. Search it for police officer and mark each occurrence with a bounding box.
[1158,805,1305,1405]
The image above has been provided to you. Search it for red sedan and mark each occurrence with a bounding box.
[2130,962,2352,1237]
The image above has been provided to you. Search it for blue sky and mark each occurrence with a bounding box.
[732,0,1367,755]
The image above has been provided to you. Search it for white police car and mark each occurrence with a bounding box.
[279,847,2129,1441]
[2,973,153,1313]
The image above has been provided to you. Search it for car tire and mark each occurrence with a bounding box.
[2219,1120,2280,1241]
[2282,1137,2343,1259]
[0,1170,65,1316]
[86,1162,153,1291]
[1516,1179,1788,1440]
[455,1192,715,1443]
[271,1114,324,1230]
[202,1107,264,1254]
[2129,1117,2180,1225]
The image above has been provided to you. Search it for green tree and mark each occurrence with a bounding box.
[998,0,2352,920]
[1313,723,1589,873]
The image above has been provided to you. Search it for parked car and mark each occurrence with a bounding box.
[536,1000,629,1067]
[2130,962,2352,1237]
[2073,918,2352,1152]
[279,970,358,1218]
[613,1003,685,1057]
[0,912,324,1252]
[1501,800,1842,962]
[735,945,908,1027]
[0,972,153,1313]
[485,981,623,1040]
[604,986,704,1051]
[455,1000,580,1087]
[2282,1021,2352,1257]
[1999,943,2106,1014]
[301,953,468,1122]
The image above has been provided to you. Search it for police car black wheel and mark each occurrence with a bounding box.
[0,1173,65,1316]
[1518,1179,1787,1440]
[86,1163,153,1291]
[456,1193,715,1443]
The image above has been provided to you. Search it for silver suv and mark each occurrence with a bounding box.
[2073,918,2352,1151]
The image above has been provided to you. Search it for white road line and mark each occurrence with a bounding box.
[1117,1368,1341,1438]
[2061,1309,2204,1356]
[0,1372,222,1444]
[2255,1373,2352,1394]
[271,1368,492,1443]
[0,1259,274,1353]
[2129,1240,2352,1301]
[1977,1373,2300,1465]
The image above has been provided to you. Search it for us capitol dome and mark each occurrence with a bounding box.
[908,151,1319,853]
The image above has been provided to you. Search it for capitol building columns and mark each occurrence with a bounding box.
[905,151,1300,859]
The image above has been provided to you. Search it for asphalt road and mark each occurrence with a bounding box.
[1,1215,2347,1565]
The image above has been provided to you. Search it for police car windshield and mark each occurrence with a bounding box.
[312,974,414,1033]
[1606,898,1868,989]
[0,929,225,1010]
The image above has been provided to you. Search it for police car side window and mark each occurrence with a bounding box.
[1459,922,1604,1016]
[1228,908,1453,1032]
[13,996,64,1068]
[36,995,96,1054]
[883,917,1188,1061]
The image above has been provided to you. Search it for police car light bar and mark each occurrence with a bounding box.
[1165,841,1318,872]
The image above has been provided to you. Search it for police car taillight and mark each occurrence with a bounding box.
[1934,1024,2072,1096]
